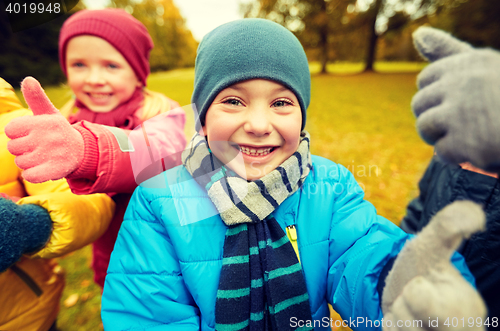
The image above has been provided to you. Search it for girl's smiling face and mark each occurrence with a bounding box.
[65,35,142,113]
[202,79,302,181]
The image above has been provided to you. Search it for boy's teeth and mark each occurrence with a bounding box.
[240,146,273,156]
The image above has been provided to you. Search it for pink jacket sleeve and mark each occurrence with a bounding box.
[67,107,186,195]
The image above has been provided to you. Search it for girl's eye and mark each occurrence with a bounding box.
[71,62,85,68]
[272,99,292,107]
[222,98,243,106]
[107,63,119,69]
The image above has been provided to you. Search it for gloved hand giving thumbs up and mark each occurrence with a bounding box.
[6,77,84,183]
[411,27,500,172]
[382,201,487,331]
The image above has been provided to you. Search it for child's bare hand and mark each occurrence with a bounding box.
[412,26,500,172]
[382,201,487,331]
[5,77,84,183]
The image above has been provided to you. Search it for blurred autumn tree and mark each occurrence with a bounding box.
[110,0,198,72]
[242,0,357,74]
[0,0,198,87]
[243,0,500,72]
[427,0,500,50]
[376,0,500,63]
[0,2,83,86]
[242,0,427,71]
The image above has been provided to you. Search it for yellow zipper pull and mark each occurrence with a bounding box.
[286,224,297,241]
[286,225,300,263]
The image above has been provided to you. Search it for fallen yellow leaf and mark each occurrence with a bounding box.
[64,293,79,307]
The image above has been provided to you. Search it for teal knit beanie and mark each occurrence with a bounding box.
[192,18,311,131]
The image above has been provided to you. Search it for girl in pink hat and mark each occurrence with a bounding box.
[6,8,187,289]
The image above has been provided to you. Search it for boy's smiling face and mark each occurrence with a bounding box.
[203,79,302,181]
[65,35,142,113]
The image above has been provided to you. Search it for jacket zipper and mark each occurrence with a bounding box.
[10,264,43,297]
[286,225,300,263]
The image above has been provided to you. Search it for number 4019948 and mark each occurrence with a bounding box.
[444,317,498,328]
[5,2,61,14]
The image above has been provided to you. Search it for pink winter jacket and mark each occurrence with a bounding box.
[67,102,186,287]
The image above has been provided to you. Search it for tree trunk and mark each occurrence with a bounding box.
[320,25,328,74]
[319,0,328,74]
[364,0,383,72]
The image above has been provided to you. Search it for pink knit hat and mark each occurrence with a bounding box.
[59,9,154,86]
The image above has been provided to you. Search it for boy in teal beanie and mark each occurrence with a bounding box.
[191,18,310,131]
[102,19,485,330]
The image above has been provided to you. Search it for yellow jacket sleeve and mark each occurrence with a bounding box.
[18,179,115,259]
[0,79,23,113]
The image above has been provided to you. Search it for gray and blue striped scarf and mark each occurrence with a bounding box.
[182,132,314,331]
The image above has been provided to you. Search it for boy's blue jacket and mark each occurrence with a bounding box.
[101,155,473,331]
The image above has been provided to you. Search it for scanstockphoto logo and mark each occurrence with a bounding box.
[290,317,425,329]
[1,0,79,32]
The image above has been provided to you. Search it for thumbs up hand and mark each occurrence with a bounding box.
[382,201,487,331]
[6,77,84,183]
[412,26,500,172]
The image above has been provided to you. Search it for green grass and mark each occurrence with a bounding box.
[308,71,433,221]
[309,61,427,74]
[14,62,433,330]
[56,249,104,330]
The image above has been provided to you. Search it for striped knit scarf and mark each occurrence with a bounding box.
[182,132,314,331]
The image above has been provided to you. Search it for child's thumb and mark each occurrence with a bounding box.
[413,26,473,62]
[382,200,485,313]
[418,200,485,264]
[21,77,60,116]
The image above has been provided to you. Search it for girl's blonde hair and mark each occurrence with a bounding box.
[59,89,171,121]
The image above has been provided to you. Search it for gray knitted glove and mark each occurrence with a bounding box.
[382,201,487,331]
[412,27,500,172]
